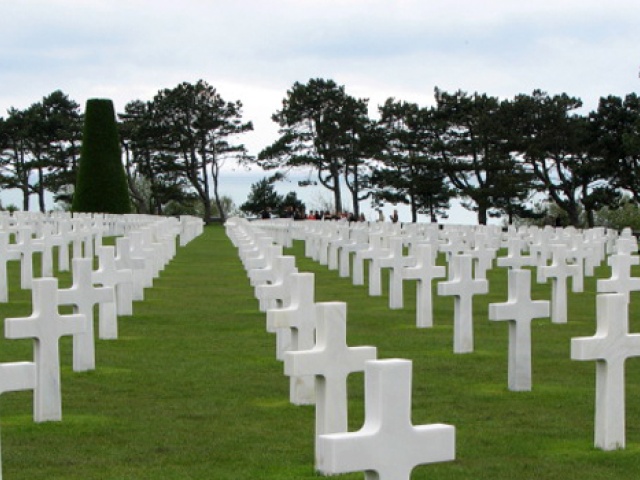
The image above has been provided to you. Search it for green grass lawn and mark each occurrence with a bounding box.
[1,224,640,479]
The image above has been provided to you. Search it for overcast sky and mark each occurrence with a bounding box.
[1,0,639,220]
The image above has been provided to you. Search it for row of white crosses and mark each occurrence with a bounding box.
[326,226,495,355]
[255,218,640,452]
[571,236,640,450]
[284,220,606,358]
[0,212,203,478]
[226,217,456,480]
[0,213,198,302]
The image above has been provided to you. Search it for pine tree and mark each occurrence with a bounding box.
[72,99,131,213]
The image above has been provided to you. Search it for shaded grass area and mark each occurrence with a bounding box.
[0,225,638,478]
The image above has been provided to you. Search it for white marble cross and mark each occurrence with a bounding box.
[0,361,36,399]
[243,237,275,272]
[402,244,446,328]
[316,224,336,265]
[4,278,85,422]
[352,234,387,288]
[567,245,586,292]
[255,255,297,360]
[538,245,582,324]
[53,220,72,272]
[597,252,640,303]
[328,225,350,271]
[284,302,376,466]
[138,226,166,275]
[615,237,638,256]
[378,237,414,309]
[93,245,134,317]
[439,234,466,262]
[367,238,394,297]
[316,358,455,479]
[489,269,550,391]
[437,254,488,353]
[129,230,156,289]
[254,255,298,312]
[571,234,604,277]
[267,272,318,405]
[0,232,21,302]
[497,237,532,270]
[529,235,553,270]
[248,244,283,287]
[10,226,44,289]
[571,293,640,450]
[304,223,323,259]
[469,233,496,280]
[58,258,116,371]
[38,223,56,278]
[69,219,91,260]
[115,236,147,302]
[338,231,368,278]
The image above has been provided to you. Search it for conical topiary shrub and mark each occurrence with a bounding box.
[72,98,131,214]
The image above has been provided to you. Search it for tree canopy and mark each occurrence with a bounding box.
[2,80,640,227]
[258,78,372,215]
[72,98,130,214]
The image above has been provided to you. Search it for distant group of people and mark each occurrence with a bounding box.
[304,210,367,222]
[260,206,400,223]
[375,208,399,223]
[259,207,367,222]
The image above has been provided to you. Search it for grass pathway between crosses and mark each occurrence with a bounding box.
[0,224,639,478]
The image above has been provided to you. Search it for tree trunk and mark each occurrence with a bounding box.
[22,186,29,211]
[128,179,148,214]
[567,206,580,228]
[347,168,360,217]
[212,181,225,223]
[203,198,213,224]
[185,148,209,223]
[38,167,46,213]
[349,189,358,217]
[477,204,488,225]
[124,145,148,214]
[332,172,343,214]
[410,194,418,223]
[430,203,437,223]
[586,208,595,228]
[211,161,225,223]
